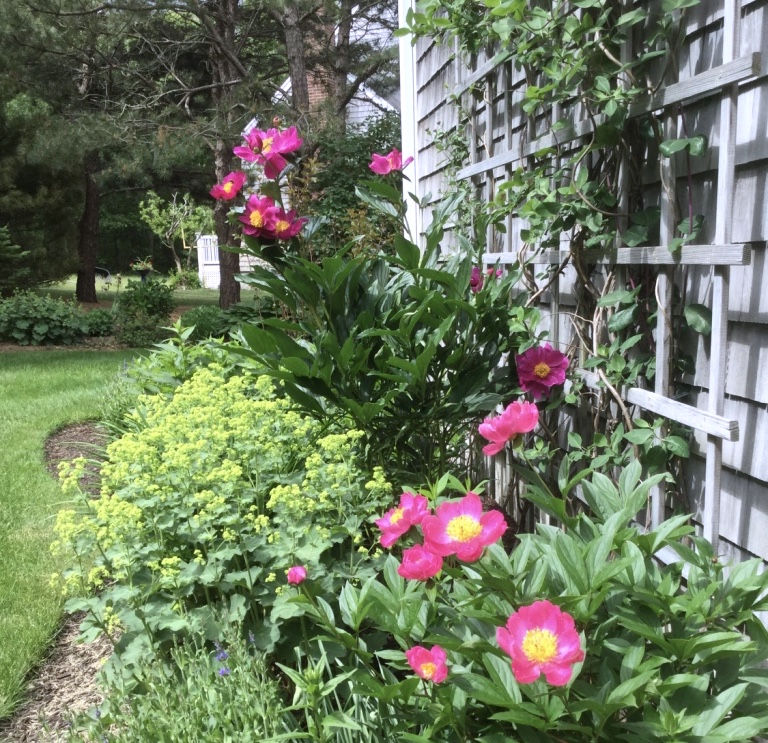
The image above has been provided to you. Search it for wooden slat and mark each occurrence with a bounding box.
[456,50,512,95]
[515,54,762,158]
[626,386,738,441]
[399,0,421,242]
[579,371,740,441]
[482,244,752,267]
[631,53,760,114]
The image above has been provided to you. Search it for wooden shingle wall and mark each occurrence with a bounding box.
[399,0,768,561]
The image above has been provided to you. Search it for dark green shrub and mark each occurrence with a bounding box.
[179,305,224,341]
[167,267,202,290]
[84,308,115,337]
[306,114,403,259]
[0,291,88,345]
[113,279,175,347]
[217,298,280,336]
[0,226,31,298]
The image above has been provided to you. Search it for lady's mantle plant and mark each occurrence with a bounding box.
[52,365,392,670]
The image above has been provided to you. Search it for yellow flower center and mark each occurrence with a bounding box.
[249,211,264,228]
[420,662,437,679]
[223,182,234,194]
[262,136,274,153]
[533,362,551,379]
[389,507,405,524]
[275,219,290,233]
[521,628,558,664]
[445,515,482,542]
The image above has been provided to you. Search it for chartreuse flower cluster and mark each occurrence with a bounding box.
[53,365,392,669]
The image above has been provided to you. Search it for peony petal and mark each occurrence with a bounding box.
[510,656,541,684]
[482,441,506,456]
[541,662,574,686]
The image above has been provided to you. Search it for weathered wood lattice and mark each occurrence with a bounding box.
[398,0,768,560]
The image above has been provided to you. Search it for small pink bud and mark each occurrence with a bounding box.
[286,565,307,585]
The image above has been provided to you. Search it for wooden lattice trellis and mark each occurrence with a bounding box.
[414,1,761,552]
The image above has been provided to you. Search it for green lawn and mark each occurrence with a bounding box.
[40,275,221,307]
[0,350,137,719]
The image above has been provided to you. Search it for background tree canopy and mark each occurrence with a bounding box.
[0,0,399,305]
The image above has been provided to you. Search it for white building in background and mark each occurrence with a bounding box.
[196,235,265,290]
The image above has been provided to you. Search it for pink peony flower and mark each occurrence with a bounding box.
[368,148,414,175]
[421,491,506,563]
[478,400,539,456]
[405,645,448,683]
[397,544,443,580]
[376,491,430,548]
[286,565,307,585]
[209,171,247,200]
[234,126,303,179]
[273,208,307,240]
[238,194,279,238]
[515,343,570,400]
[470,266,484,293]
[496,599,584,686]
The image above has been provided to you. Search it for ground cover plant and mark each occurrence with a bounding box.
[0,291,89,345]
[53,363,394,671]
[0,349,136,719]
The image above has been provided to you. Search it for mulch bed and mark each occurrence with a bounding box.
[0,422,114,743]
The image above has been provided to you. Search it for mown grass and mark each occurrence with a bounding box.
[0,350,137,719]
[40,275,221,308]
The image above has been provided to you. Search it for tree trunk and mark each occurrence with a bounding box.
[76,151,100,303]
[213,138,240,309]
[282,0,310,115]
[210,0,241,309]
[331,0,354,135]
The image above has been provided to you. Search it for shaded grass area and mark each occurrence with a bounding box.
[0,350,137,719]
[39,275,221,308]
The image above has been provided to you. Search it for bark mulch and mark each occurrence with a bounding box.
[0,422,114,743]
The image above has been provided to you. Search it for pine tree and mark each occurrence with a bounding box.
[0,226,31,297]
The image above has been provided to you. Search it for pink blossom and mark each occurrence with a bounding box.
[421,491,506,563]
[238,194,279,238]
[397,544,443,580]
[273,208,307,240]
[376,491,430,548]
[478,400,539,456]
[368,148,414,175]
[470,266,484,293]
[496,600,584,686]
[209,171,246,200]
[405,645,448,683]
[286,565,307,585]
[515,343,570,399]
[234,126,303,179]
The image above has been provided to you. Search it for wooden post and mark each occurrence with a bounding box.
[398,0,419,242]
[704,0,741,552]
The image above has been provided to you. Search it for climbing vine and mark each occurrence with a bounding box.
[403,0,707,506]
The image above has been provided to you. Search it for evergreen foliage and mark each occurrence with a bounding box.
[0,226,31,297]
